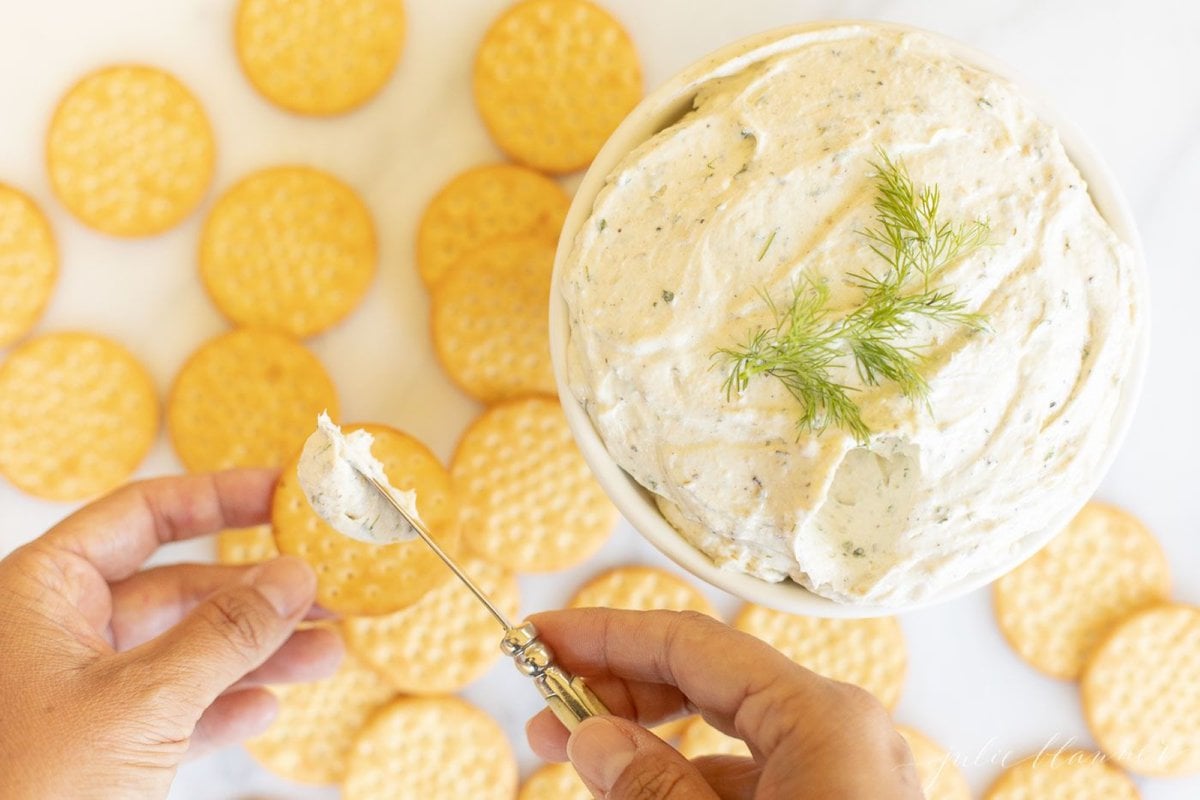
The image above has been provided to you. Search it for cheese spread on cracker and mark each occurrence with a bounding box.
[297,412,421,543]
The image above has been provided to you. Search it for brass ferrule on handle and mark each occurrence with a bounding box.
[501,621,609,732]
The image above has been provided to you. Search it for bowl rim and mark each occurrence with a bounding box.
[549,19,1150,617]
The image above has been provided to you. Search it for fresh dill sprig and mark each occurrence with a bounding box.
[718,281,870,441]
[857,148,991,298]
[718,149,992,442]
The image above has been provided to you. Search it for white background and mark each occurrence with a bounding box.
[0,1,1196,798]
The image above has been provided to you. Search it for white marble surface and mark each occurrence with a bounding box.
[0,0,1196,798]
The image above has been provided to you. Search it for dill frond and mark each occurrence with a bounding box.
[717,150,993,442]
[860,148,991,292]
[718,280,870,441]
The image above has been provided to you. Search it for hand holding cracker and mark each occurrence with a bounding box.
[0,470,342,799]
[524,608,923,800]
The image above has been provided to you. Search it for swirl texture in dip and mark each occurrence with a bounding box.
[561,26,1144,606]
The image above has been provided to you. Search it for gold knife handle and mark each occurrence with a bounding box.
[534,667,610,732]
[501,621,610,732]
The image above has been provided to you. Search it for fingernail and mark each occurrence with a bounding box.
[568,717,636,793]
[247,556,316,617]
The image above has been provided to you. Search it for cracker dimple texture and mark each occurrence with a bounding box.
[473,0,642,173]
[47,65,214,236]
[431,237,557,402]
[167,328,338,472]
[569,565,717,617]
[994,502,1170,679]
[679,718,751,759]
[236,0,406,115]
[245,650,396,785]
[452,396,616,572]
[734,605,906,710]
[0,333,158,501]
[0,185,57,348]
[274,424,460,615]
[343,556,519,694]
[983,751,1140,800]
[417,164,569,288]
[200,166,377,338]
[896,726,971,800]
[216,524,278,565]
[518,762,591,800]
[344,697,518,800]
[1082,604,1200,776]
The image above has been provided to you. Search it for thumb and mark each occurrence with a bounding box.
[122,556,316,720]
[568,716,721,800]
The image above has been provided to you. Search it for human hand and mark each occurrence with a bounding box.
[526,609,921,800]
[0,470,343,800]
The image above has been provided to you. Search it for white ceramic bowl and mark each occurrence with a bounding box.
[549,20,1150,617]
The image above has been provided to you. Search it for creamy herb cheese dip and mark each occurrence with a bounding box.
[297,413,422,544]
[562,26,1143,605]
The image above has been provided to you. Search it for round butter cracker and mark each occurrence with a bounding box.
[0,332,157,501]
[417,163,569,288]
[236,0,406,116]
[896,726,971,800]
[983,751,1140,800]
[342,555,519,694]
[0,184,57,348]
[274,423,460,615]
[200,166,377,338]
[734,604,906,711]
[473,0,642,173]
[167,328,338,472]
[993,501,1170,679]
[216,524,278,566]
[245,650,396,785]
[1081,603,1200,776]
[431,236,557,403]
[518,762,591,800]
[569,565,718,617]
[344,696,518,800]
[46,64,214,236]
[678,717,751,760]
[452,396,616,572]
